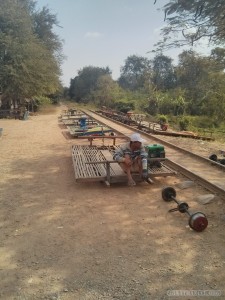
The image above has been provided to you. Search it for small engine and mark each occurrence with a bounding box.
[145,144,165,167]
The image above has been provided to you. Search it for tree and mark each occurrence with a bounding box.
[32,6,63,62]
[0,0,63,107]
[210,47,225,71]
[174,49,225,116]
[90,75,123,107]
[201,72,225,122]
[175,50,211,114]
[154,0,225,51]
[145,89,186,116]
[118,55,152,91]
[1,36,61,99]
[152,54,176,90]
[68,66,111,102]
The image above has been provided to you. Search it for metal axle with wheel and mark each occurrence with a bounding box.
[161,187,208,232]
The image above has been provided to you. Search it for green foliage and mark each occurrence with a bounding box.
[167,115,225,141]
[113,101,135,113]
[0,0,63,107]
[35,96,52,106]
[69,66,111,102]
[174,49,225,117]
[118,55,152,91]
[176,50,207,114]
[191,116,214,128]
[200,72,225,122]
[157,94,176,115]
[152,54,176,90]
[144,90,186,117]
[157,114,168,124]
[32,6,63,57]
[179,116,191,131]
[89,74,122,108]
[210,48,225,71]
[66,48,225,131]
[184,115,221,129]
[155,0,225,51]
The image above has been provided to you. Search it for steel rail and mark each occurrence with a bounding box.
[88,110,225,170]
[166,160,225,200]
[83,110,225,199]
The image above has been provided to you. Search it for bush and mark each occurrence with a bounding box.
[179,116,190,131]
[114,101,135,113]
[157,114,168,124]
[35,96,52,106]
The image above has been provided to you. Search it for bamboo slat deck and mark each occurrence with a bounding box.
[72,145,125,185]
[71,145,176,185]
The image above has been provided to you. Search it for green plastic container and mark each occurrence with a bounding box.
[145,144,165,158]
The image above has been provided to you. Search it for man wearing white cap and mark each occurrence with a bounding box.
[113,133,148,186]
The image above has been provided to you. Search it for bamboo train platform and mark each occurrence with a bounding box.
[60,115,88,121]
[62,119,99,126]
[67,125,101,135]
[71,145,177,186]
[68,126,114,137]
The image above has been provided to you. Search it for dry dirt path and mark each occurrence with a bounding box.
[0,107,225,300]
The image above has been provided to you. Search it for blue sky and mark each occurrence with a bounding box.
[36,0,211,87]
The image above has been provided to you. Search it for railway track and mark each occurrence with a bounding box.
[83,109,225,200]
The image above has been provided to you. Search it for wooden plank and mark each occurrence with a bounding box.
[100,150,125,177]
[78,135,128,146]
[77,135,127,140]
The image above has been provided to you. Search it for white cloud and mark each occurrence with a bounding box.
[84,31,103,39]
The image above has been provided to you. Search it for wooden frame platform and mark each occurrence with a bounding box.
[69,126,114,138]
[67,125,102,136]
[62,119,99,126]
[60,115,88,121]
[71,145,177,186]
[77,135,128,146]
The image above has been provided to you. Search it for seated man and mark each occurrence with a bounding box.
[113,133,148,186]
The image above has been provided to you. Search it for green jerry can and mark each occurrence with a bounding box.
[145,144,165,167]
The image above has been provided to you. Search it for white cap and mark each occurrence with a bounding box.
[130,133,146,143]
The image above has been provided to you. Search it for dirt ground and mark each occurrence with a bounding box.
[0,105,225,300]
